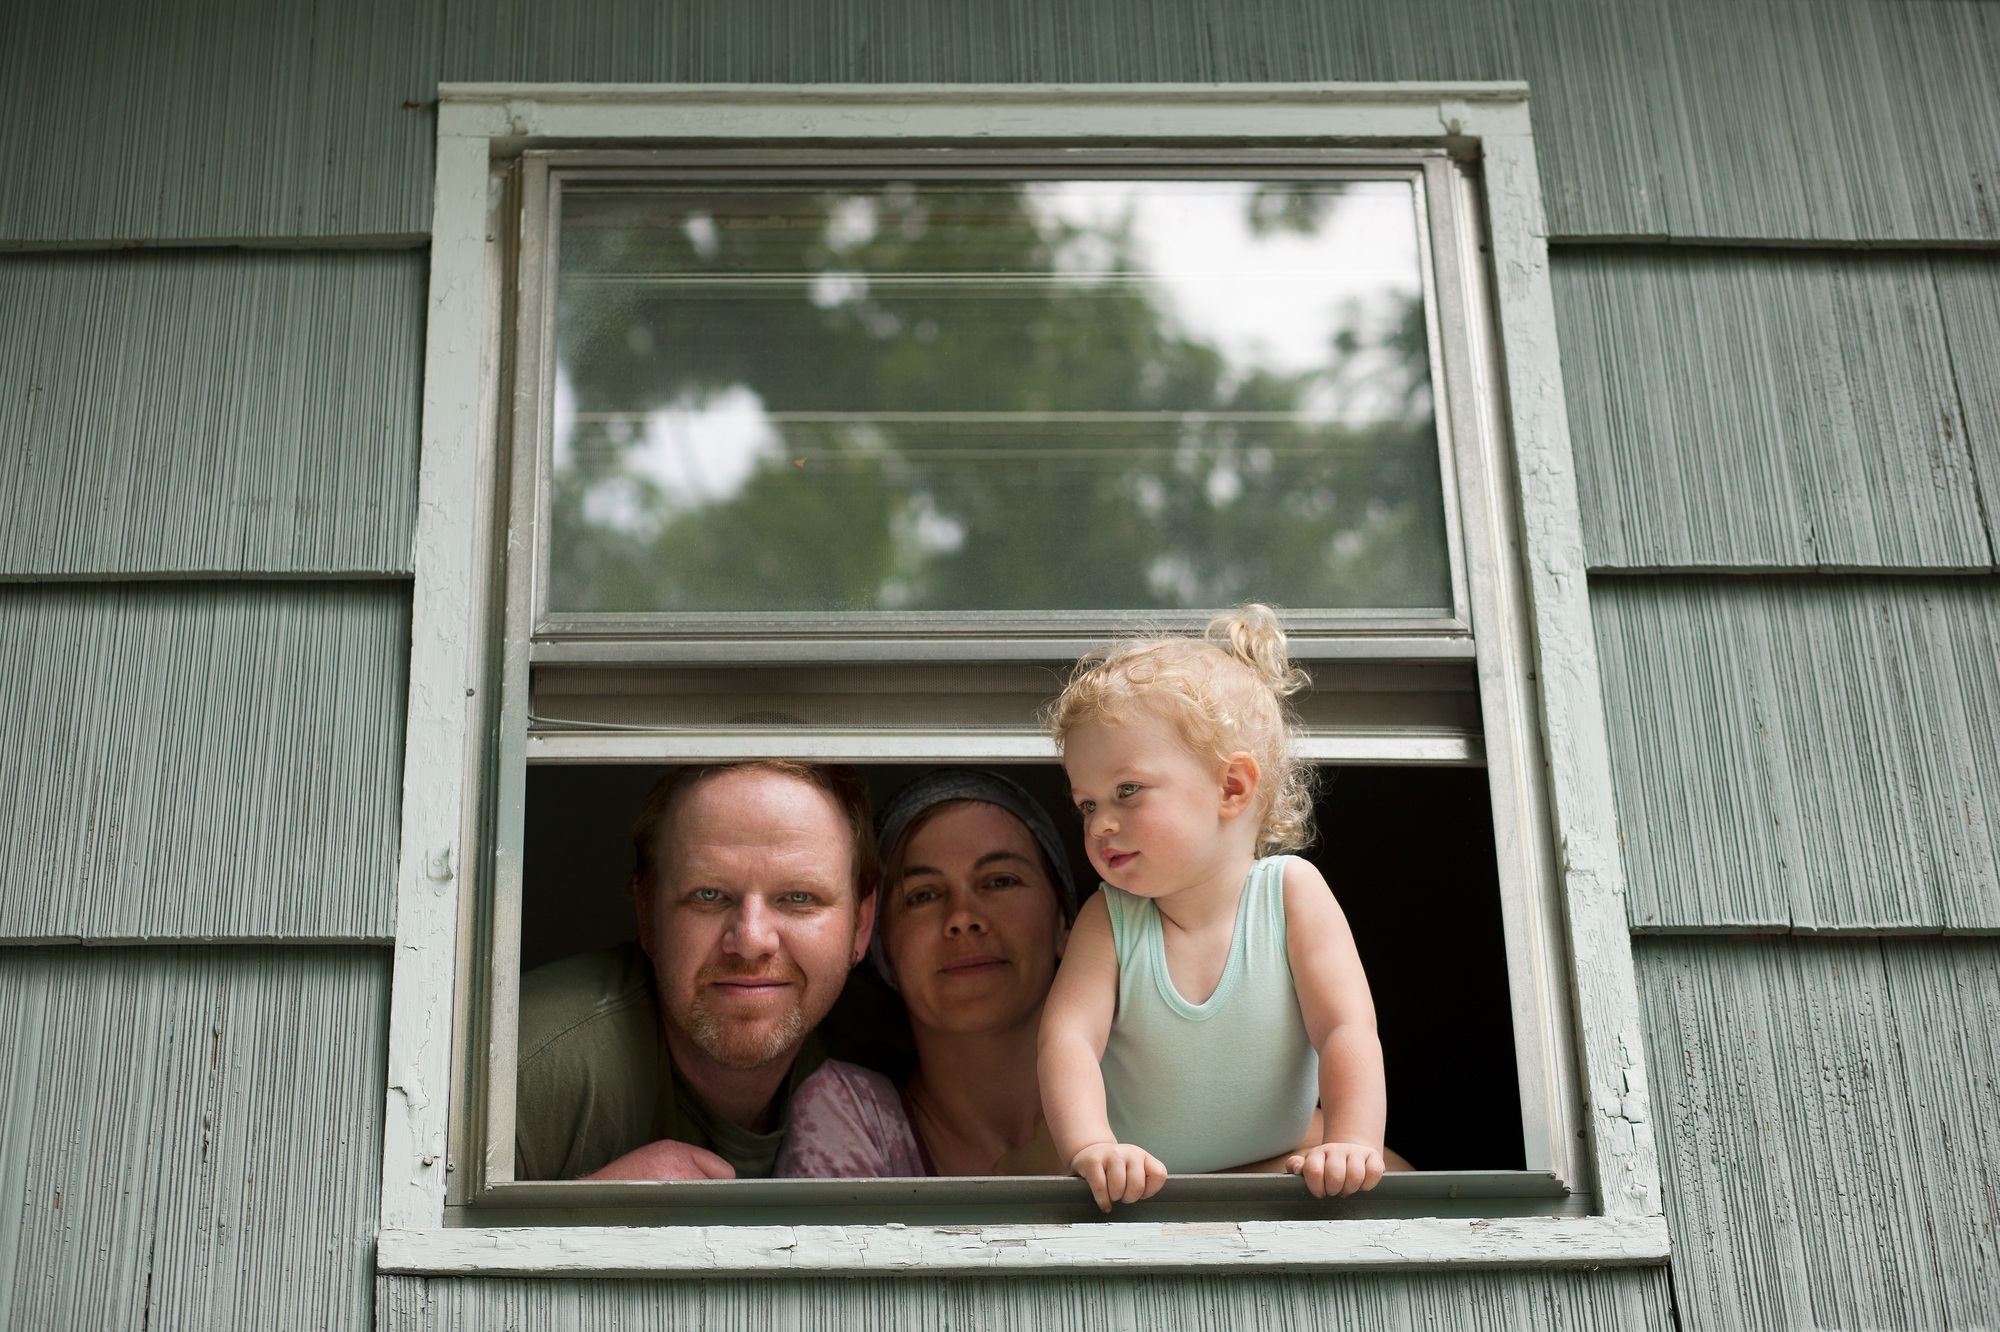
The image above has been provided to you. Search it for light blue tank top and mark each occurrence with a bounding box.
[1098,855,1320,1173]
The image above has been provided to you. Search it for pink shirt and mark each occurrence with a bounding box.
[774,1060,930,1178]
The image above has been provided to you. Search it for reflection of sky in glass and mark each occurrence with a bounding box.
[1028,181,1421,421]
[556,372,779,533]
[550,177,1449,613]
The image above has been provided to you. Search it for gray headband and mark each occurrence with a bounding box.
[869,769,1079,990]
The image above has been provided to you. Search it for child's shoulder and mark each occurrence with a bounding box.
[1262,852,1325,887]
[1273,855,1339,914]
[1082,881,1137,933]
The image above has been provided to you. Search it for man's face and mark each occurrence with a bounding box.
[637,768,874,1071]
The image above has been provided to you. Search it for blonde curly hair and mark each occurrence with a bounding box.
[1047,604,1315,856]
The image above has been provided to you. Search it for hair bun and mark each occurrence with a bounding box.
[1206,603,1308,697]
[1050,603,1317,855]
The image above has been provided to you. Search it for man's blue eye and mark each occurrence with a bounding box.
[691,888,724,903]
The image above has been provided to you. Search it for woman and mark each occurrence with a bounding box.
[776,769,1074,1176]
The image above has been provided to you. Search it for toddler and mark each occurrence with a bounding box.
[1038,605,1387,1211]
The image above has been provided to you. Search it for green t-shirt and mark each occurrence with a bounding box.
[514,941,825,1180]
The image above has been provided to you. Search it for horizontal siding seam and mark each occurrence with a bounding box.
[1628,924,2000,939]
[1586,562,2000,576]
[0,571,419,585]
[0,575,422,592]
[1548,237,2000,253]
[0,935,398,947]
[0,235,433,253]
[1589,569,2000,583]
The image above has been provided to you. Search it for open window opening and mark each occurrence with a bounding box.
[520,760,1525,1176]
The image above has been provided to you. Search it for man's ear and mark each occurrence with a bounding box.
[850,886,878,968]
[1217,752,1261,820]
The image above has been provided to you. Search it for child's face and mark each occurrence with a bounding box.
[1063,710,1257,898]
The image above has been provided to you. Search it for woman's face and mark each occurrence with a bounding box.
[883,801,1069,1038]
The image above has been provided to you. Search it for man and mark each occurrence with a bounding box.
[515,761,877,1180]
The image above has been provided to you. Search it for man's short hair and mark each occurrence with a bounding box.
[629,762,878,903]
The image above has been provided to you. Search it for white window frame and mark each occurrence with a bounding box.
[377,83,1666,1278]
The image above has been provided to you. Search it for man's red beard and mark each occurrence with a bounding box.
[677,959,811,1070]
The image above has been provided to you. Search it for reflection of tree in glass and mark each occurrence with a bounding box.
[552,182,1450,613]
[1247,181,1342,237]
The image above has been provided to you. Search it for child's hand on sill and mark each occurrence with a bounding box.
[1069,1141,1168,1213]
[1285,1141,1385,1198]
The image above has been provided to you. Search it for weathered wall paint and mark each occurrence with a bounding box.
[7,0,2000,244]
[1471,108,1657,1214]
[378,1266,1675,1331]
[437,0,1523,86]
[1519,0,2000,241]
[1593,576,2000,933]
[0,0,442,243]
[0,946,388,1332]
[378,125,494,1234]
[0,250,424,577]
[379,1215,1669,1277]
[1638,937,2000,1330]
[1933,257,2000,554]
[0,584,409,942]
[1554,250,1997,573]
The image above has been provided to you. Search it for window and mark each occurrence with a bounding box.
[377,86,1665,1276]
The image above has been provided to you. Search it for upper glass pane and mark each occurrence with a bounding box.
[550,176,1451,616]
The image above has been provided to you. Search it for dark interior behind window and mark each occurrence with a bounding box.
[520,761,1522,1172]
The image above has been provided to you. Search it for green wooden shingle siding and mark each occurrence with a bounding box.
[1638,937,2000,1331]
[1593,576,2000,933]
[3,0,1998,1328]
[0,947,388,1331]
[0,250,424,577]
[378,1268,1676,1330]
[7,0,2000,245]
[1523,0,2000,242]
[1554,251,1999,573]
[0,584,409,941]
[0,0,443,242]
[437,0,1524,87]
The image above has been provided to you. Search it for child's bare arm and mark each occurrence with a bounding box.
[1280,858,1387,1198]
[1037,896,1167,1211]
[1037,896,1119,1159]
